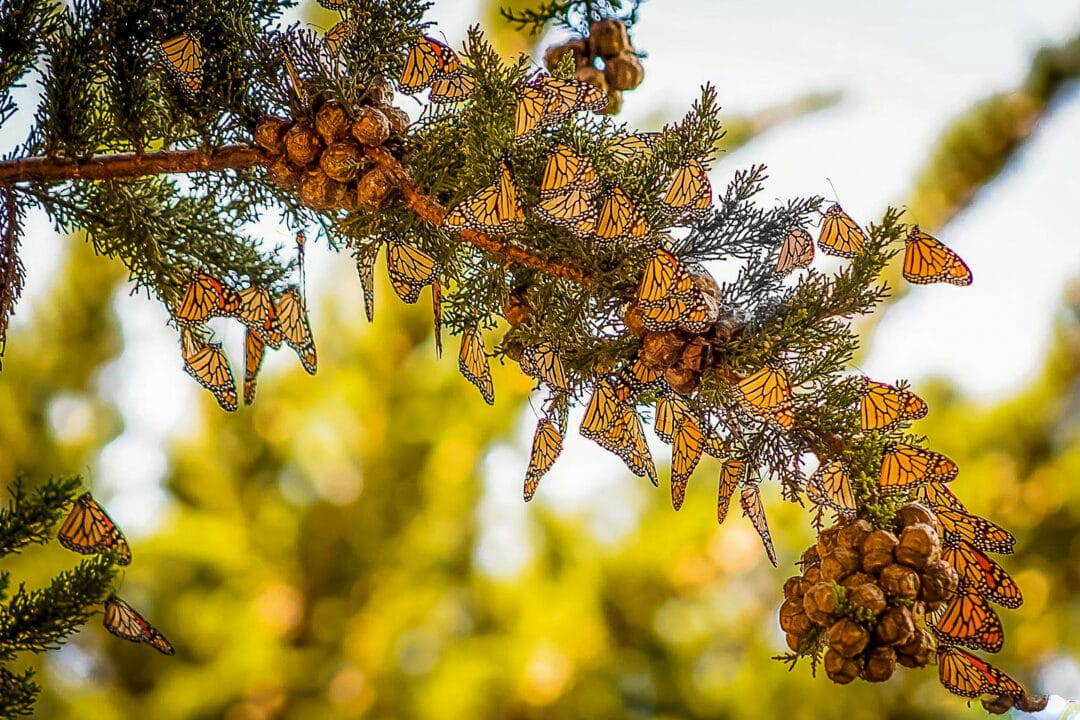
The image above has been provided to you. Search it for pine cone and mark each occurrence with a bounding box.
[803,565,822,585]
[315,100,350,145]
[641,331,686,368]
[299,168,339,210]
[837,519,872,550]
[604,53,644,91]
[824,648,860,685]
[589,18,632,58]
[874,606,915,646]
[320,140,365,183]
[803,582,839,625]
[783,576,808,600]
[897,502,940,535]
[896,627,935,667]
[504,290,535,327]
[574,65,608,93]
[544,39,591,71]
[816,525,842,558]
[266,155,300,190]
[861,529,898,575]
[381,106,410,135]
[847,581,887,616]
[879,563,920,600]
[598,89,623,115]
[623,303,647,337]
[355,167,397,209]
[919,558,959,604]
[365,75,394,106]
[860,646,896,683]
[352,106,391,147]
[895,523,940,570]
[779,599,812,635]
[255,116,290,155]
[826,618,869,658]
[664,365,700,394]
[284,121,323,167]
[678,336,712,373]
[820,547,860,582]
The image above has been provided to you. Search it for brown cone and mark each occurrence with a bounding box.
[604,53,644,91]
[285,122,323,167]
[827,618,870,658]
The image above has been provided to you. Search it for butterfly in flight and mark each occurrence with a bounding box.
[58,493,131,565]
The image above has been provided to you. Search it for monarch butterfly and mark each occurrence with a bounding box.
[459,327,494,405]
[175,272,241,325]
[919,480,967,512]
[581,381,656,484]
[158,33,203,94]
[275,288,317,375]
[444,161,524,235]
[519,341,569,392]
[607,132,659,163]
[937,508,1016,555]
[671,413,706,510]
[429,69,474,104]
[538,76,608,121]
[879,442,958,490]
[323,18,356,59]
[355,242,379,323]
[741,484,777,566]
[280,47,307,105]
[317,0,349,9]
[775,227,814,274]
[58,493,131,565]
[431,280,443,359]
[594,188,650,245]
[817,203,866,258]
[524,418,563,501]
[398,35,460,94]
[181,331,238,412]
[103,595,174,656]
[237,285,281,348]
[903,225,973,286]
[654,394,695,443]
[943,540,1022,609]
[734,365,795,430]
[625,357,664,393]
[717,457,744,524]
[386,239,439,304]
[618,401,659,486]
[660,158,711,215]
[937,647,1024,700]
[242,328,266,406]
[676,292,720,334]
[858,376,928,432]
[637,248,694,306]
[536,184,598,232]
[806,460,856,514]
[539,144,599,198]
[513,85,548,141]
[929,584,1005,653]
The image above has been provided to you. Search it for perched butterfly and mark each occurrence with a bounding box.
[806,460,856,514]
[536,76,607,122]
[616,401,658,486]
[386,239,439,304]
[637,248,694,306]
[943,540,1022,609]
[717,457,745,525]
[539,144,599,198]
[734,365,795,429]
[431,280,443,358]
[242,328,266,406]
[444,161,524,235]
[58,493,131,565]
[607,132,659,163]
[929,585,1005,653]
[398,35,460,94]
[459,327,493,404]
[519,341,569,392]
[513,85,548,141]
[818,203,866,258]
[903,225,973,286]
[654,394,696,444]
[237,285,281,348]
[524,418,563,501]
[625,357,664,394]
[858,377,928,432]
[636,250,715,333]
[181,330,238,412]
[158,33,202,94]
[936,508,1016,555]
[671,413,706,510]
[879,442,958,490]
[594,188,649,245]
[175,272,241,325]
[775,227,814,274]
[275,288,317,375]
[581,381,657,484]
[429,69,474,104]
[316,0,349,9]
[355,242,379,323]
[919,480,967,513]
[280,47,307,105]
[323,18,356,60]
[937,647,1024,699]
[660,158,711,215]
[103,595,174,656]
[741,484,777,566]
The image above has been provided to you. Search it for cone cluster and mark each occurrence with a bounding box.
[254,78,409,213]
[779,503,960,684]
[544,18,644,116]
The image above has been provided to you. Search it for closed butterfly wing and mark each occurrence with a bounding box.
[806,460,856,513]
[929,585,1004,653]
[524,418,563,501]
[735,365,795,429]
[429,70,474,104]
[158,33,203,94]
[661,159,711,214]
[919,480,967,512]
[620,404,659,486]
[741,484,777,566]
[275,288,317,375]
[607,132,659,163]
[903,226,973,286]
[671,414,705,510]
[496,160,525,228]
[943,541,1022,609]
[536,185,597,229]
[937,509,1015,555]
[676,293,720,334]
[444,162,523,235]
[243,328,266,406]
[776,227,814,274]
[818,203,866,258]
[859,377,928,431]
[103,595,174,656]
[594,188,649,245]
[654,395,685,444]
[539,144,598,198]
[879,443,958,490]
[431,280,443,358]
[580,380,621,445]
[176,273,241,325]
[323,18,356,59]
[181,333,238,411]
[519,341,568,392]
[937,647,1024,700]
[398,36,442,93]
[386,240,439,305]
[58,493,131,565]
[459,327,494,404]
[237,285,281,348]
[625,357,664,393]
[717,458,744,525]
[355,242,379,323]
[538,76,607,122]
[513,85,547,141]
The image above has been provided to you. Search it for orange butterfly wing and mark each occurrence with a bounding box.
[903,226,973,286]
[741,484,777,566]
[524,418,563,501]
[458,327,494,404]
[776,227,814,274]
[58,493,131,565]
[818,203,865,258]
[735,365,795,429]
[859,377,928,431]
[103,595,174,655]
[937,647,1024,699]
[943,541,1022,609]
[929,585,1004,653]
[878,443,958,490]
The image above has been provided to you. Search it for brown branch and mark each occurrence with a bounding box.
[0,185,24,368]
[0,145,265,183]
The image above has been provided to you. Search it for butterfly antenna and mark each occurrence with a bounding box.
[296,231,307,293]
[825,178,841,205]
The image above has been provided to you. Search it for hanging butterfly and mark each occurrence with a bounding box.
[237,285,282,348]
[624,357,665,394]
[937,647,1024,700]
[937,508,1016,555]
[398,35,461,94]
[242,328,266,405]
[775,227,814,274]
[660,158,711,215]
[175,272,241,325]
[323,18,357,60]
[513,84,548,141]
[903,225,973,286]
[275,287,317,375]
[806,460,856,514]
[317,0,349,9]
[617,401,659,485]
[444,160,524,235]
[594,187,650,245]
[103,595,174,656]
[581,381,657,485]
[524,417,563,502]
[58,493,131,565]
[430,68,474,104]
[386,239,439,304]
[734,365,795,429]
[512,75,607,140]
[636,249,713,333]
[654,394,696,444]
[928,584,1005,653]
[607,132,659,163]
[943,540,1023,609]
[539,144,599,198]
[180,329,238,412]
[518,341,569,392]
[858,376,928,432]
[158,33,203,95]
[459,327,494,404]
[878,442,958,490]
[918,480,967,512]
[817,203,866,258]
[431,280,443,358]
[355,241,379,323]
[717,457,745,525]
[671,412,706,510]
[741,483,777,566]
